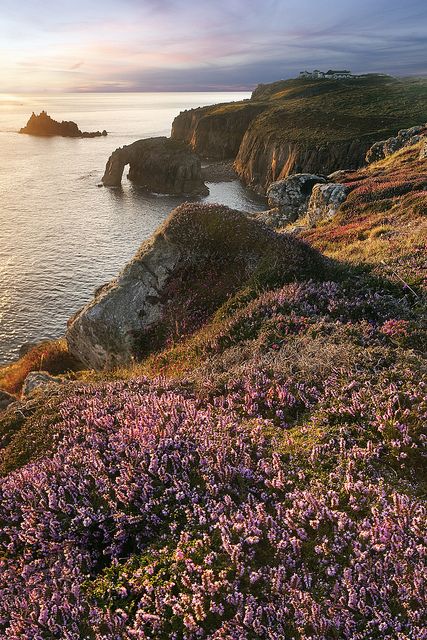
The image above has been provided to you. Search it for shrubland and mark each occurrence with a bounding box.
[0,126,426,639]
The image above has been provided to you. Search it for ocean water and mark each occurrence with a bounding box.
[0,92,266,365]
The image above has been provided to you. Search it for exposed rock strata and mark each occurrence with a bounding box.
[102,137,208,194]
[235,127,368,193]
[307,183,350,227]
[66,203,325,369]
[171,77,427,193]
[171,103,268,160]
[267,174,326,223]
[20,111,107,138]
[366,124,427,163]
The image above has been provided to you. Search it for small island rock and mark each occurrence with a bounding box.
[20,111,107,138]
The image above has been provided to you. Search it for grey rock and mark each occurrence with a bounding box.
[420,140,427,160]
[366,124,427,163]
[66,203,326,370]
[102,136,209,195]
[267,173,326,223]
[248,208,286,229]
[0,389,16,411]
[21,371,63,399]
[327,170,350,181]
[307,183,350,227]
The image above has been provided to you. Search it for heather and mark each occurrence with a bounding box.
[0,361,426,638]
[0,141,426,638]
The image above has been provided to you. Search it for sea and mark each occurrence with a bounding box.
[0,92,267,365]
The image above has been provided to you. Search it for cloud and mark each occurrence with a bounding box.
[0,0,426,91]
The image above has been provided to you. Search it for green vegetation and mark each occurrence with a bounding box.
[0,111,426,638]
[248,76,427,143]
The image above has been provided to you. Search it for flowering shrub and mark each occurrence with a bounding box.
[0,369,425,639]
[207,280,413,355]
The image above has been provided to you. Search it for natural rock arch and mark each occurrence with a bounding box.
[101,136,209,195]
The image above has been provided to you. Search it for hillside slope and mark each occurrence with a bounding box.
[172,75,427,192]
[0,140,426,638]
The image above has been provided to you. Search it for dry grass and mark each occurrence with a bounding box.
[0,339,80,395]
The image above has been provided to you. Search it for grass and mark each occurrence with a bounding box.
[301,142,427,290]
[0,338,80,395]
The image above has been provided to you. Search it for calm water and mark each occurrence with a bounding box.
[0,92,266,365]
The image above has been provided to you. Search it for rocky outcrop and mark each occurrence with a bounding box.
[20,111,107,138]
[171,103,268,160]
[267,174,326,224]
[66,203,326,369]
[102,137,208,194]
[0,390,15,412]
[21,372,63,399]
[366,124,427,163]
[307,183,350,227]
[420,140,427,160]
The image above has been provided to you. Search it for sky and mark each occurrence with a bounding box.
[0,0,426,92]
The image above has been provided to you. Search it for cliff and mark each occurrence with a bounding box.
[171,102,268,159]
[171,75,427,192]
[20,111,107,138]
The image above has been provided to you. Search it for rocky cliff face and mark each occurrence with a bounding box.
[234,125,369,193]
[66,203,325,369]
[171,103,268,160]
[171,77,427,194]
[102,137,208,194]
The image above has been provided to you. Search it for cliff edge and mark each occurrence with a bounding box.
[171,75,427,192]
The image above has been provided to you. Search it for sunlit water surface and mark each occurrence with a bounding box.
[0,92,266,364]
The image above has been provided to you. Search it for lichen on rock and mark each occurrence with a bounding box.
[307,183,350,227]
[267,173,326,224]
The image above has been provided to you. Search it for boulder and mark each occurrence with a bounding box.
[307,183,350,227]
[102,137,209,195]
[21,372,63,399]
[19,111,107,138]
[267,174,326,224]
[248,208,286,229]
[0,389,15,412]
[419,140,427,160]
[366,124,427,163]
[66,203,326,369]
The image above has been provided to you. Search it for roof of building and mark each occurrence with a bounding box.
[326,70,351,75]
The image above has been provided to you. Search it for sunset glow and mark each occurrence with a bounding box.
[1,0,426,92]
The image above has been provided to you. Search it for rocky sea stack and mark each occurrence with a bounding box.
[19,111,107,138]
[102,136,208,194]
[66,203,325,368]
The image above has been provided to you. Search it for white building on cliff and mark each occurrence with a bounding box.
[299,69,354,80]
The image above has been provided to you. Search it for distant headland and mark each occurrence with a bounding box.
[19,111,107,138]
